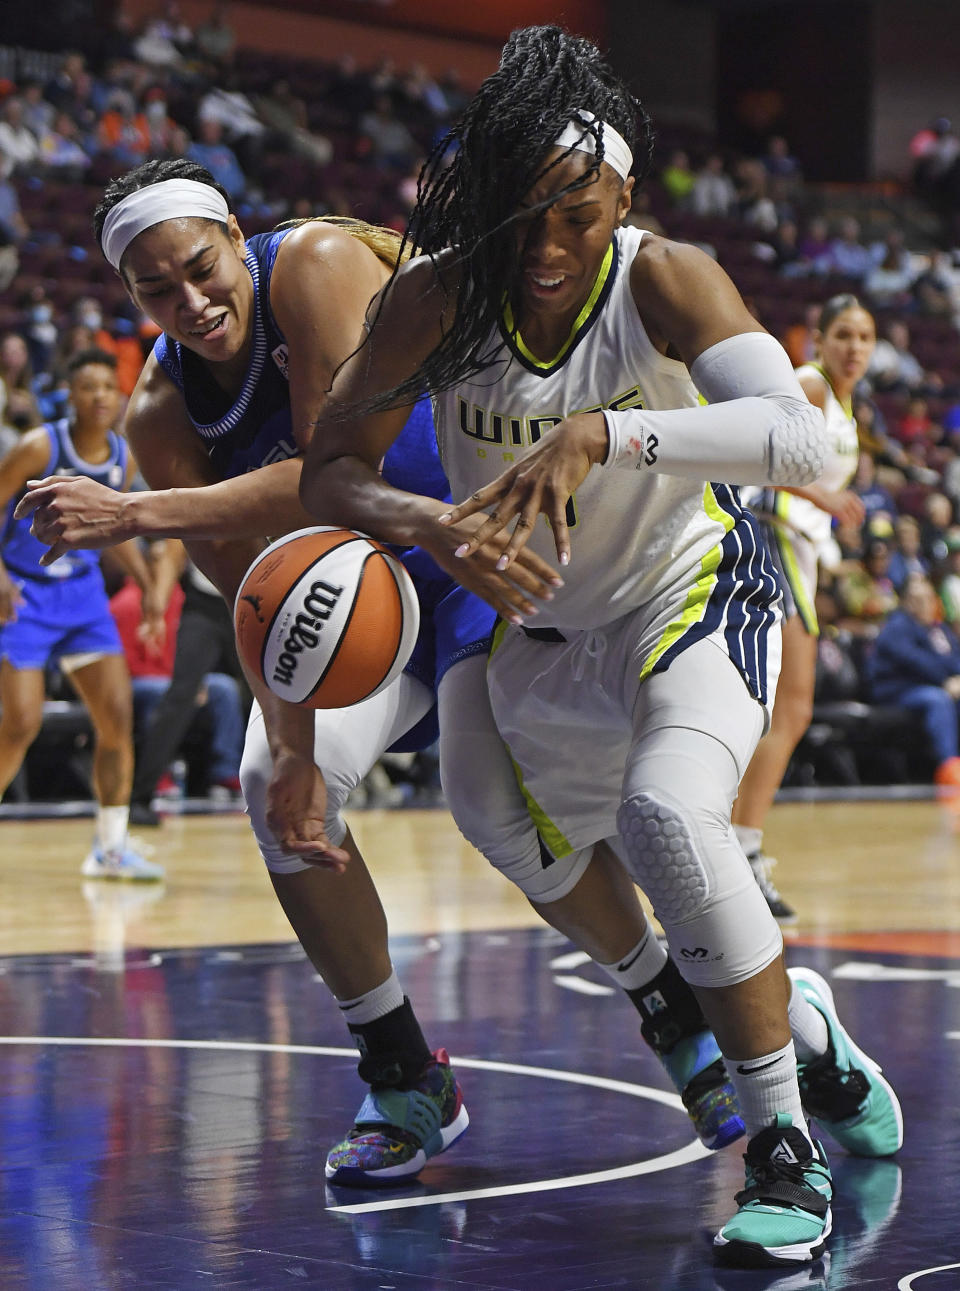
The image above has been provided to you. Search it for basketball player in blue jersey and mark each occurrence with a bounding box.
[298,26,902,1268]
[0,349,163,880]
[21,159,751,1185]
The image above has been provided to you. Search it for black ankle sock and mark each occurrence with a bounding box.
[349,997,432,1088]
[625,957,708,1055]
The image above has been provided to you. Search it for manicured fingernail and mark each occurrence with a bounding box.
[496,555,509,571]
[438,512,452,524]
[551,576,564,587]
[526,605,539,616]
[560,552,570,566]
[455,543,470,558]
[509,613,523,625]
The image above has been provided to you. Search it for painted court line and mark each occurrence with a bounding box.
[0,1037,707,1214]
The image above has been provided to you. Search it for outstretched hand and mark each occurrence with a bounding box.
[14,476,134,565]
[437,412,608,569]
[265,750,351,872]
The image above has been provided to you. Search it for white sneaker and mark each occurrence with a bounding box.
[81,843,165,882]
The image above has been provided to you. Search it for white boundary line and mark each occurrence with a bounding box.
[0,1037,709,1214]
[898,1265,960,1288]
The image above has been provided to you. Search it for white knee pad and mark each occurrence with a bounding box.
[617,790,782,987]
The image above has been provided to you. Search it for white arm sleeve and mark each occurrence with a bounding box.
[602,331,825,486]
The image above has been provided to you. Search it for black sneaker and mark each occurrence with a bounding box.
[749,851,797,925]
[129,801,162,827]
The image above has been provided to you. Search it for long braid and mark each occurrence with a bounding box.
[356,25,653,412]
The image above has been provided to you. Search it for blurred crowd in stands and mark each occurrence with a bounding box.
[3,3,960,802]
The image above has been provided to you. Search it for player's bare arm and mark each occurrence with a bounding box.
[0,430,55,622]
[301,255,563,622]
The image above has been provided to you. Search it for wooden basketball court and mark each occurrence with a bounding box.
[0,796,957,1289]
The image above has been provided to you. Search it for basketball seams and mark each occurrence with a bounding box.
[254,537,371,686]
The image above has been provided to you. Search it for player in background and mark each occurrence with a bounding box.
[0,348,163,879]
[298,26,902,1267]
[735,295,875,922]
[19,160,745,1186]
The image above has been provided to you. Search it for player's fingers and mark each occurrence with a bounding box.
[513,545,564,589]
[452,501,521,557]
[13,487,51,520]
[38,540,69,567]
[547,495,571,566]
[439,481,508,526]
[493,490,543,571]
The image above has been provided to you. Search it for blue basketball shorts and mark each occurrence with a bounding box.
[0,567,122,671]
[388,546,496,753]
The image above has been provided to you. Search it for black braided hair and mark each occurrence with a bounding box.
[93,159,231,275]
[358,25,654,412]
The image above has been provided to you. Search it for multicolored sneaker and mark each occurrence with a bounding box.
[81,842,165,882]
[788,967,903,1158]
[714,1114,833,1268]
[325,1048,469,1187]
[637,959,745,1151]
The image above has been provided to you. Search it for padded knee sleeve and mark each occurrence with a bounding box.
[617,790,782,987]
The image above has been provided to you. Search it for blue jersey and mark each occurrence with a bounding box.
[152,227,451,501]
[152,223,494,736]
[2,419,127,581]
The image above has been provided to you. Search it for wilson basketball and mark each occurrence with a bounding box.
[234,527,420,708]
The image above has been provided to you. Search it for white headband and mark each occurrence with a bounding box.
[100,178,231,271]
[553,112,633,181]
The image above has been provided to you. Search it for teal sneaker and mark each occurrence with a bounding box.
[325,1048,469,1187]
[789,967,903,1158]
[714,1114,833,1268]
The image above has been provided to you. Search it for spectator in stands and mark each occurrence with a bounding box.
[187,118,246,201]
[70,297,144,398]
[194,2,237,72]
[910,116,960,216]
[798,215,831,266]
[733,157,777,231]
[98,92,152,168]
[897,395,936,446]
[197,75,266,173]
[888,514,930,590]
[44,51,88,115]
[0,97,41,176]
[659,148,696,207]
[762,135,802,190]
[912,250,958,319]
[865,233,915,309]
[819,216,873,281]
[18,80,55,140]
[359,93,418,172]
[141,87,178,156]
[837,537,898,633]
[255,78,333,168]
[38,111,92,178]
[690,152,736,218]
[0,332,42,435]
[132,0,194,70]
[18,284,59,374]
[868,572,960,790]
[0,173,28,292]
[624,187,666,236]
[868,319,929,394]
[921,490,954,564]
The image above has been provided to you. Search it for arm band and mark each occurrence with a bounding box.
[602,332,825,486]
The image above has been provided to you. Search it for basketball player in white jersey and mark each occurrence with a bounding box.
[19,160,749,1185]
[735,296,875,923]
[299,26,902,1270]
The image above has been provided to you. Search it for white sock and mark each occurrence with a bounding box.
[734,824,763,859]
[97,805,129,857]
[727,1039,810,1141]
[595,929,668,992]
[336,968,404,1025]
[788,978,830,1062]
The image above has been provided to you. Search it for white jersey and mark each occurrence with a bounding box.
[433,225,778,701]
